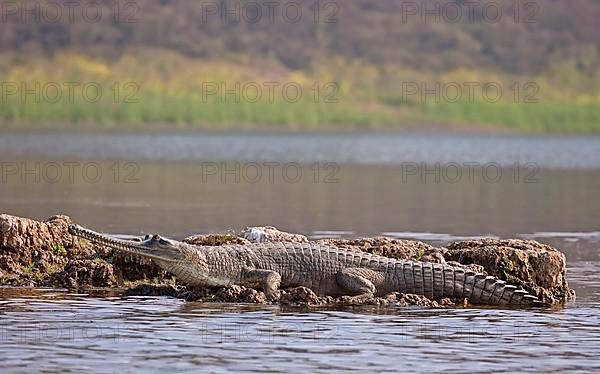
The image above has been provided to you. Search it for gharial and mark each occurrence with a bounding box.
[68,224,543,307]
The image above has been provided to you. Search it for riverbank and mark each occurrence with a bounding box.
[2,51,599,134]
[0,214,574,307]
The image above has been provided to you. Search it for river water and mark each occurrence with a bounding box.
[0,132,599,372]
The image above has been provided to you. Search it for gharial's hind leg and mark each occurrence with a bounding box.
[336,268,384,302]
[241,269,282,300]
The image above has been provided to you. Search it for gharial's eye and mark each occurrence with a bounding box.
[159,238,171,246]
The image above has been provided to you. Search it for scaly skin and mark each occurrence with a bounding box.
[68,224,542,307]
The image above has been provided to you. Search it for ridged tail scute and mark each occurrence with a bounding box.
[421,263,434,299]
[408,262,543,307]
[432,263,444,299]
[403,262,414,294]
[68,224,182,262]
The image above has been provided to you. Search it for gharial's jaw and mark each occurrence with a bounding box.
[68,224,185,262]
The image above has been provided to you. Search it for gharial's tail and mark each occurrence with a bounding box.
[399,261,544,307]
[68,224,183,262]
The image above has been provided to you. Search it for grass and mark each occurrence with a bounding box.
[4,93,597,133]
[1,51,598,133]
[51,243,67,256]
[412,101,600,133]
[23,263,45,282]
[413,249,425,261]
[0,91,392,130]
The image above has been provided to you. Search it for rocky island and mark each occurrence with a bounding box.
[0,214,574,307]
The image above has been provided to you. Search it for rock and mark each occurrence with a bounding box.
[216,285,268,303]
[121,283,462,307]
[58,259,117,288]
[240,226,308,243]
[111,253,168,283]
[446,261,487,275]
[0,214,74,254]
[124,284,181,298]
[279,290,462,308]
[371,293,461,308]
[0,214,169,287]
[175,286,220,302]
[445,239,574,304]
[421,251,447,263]
[280,286,333,306]
[0,214,78,286]
[316,237,441,261]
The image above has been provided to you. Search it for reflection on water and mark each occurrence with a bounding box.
[1,133,599,371]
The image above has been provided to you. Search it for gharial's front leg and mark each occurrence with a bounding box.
[241,268,282,300]
[336,268,385,302]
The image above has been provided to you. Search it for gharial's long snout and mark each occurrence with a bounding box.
[68,224,184,261]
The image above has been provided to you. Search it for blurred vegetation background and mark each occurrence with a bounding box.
[0,0,599,132]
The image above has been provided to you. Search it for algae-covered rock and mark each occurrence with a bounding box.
[0,214,167,287]
[0,214,79,286]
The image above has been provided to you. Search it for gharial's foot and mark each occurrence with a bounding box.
[241,268,282,303]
